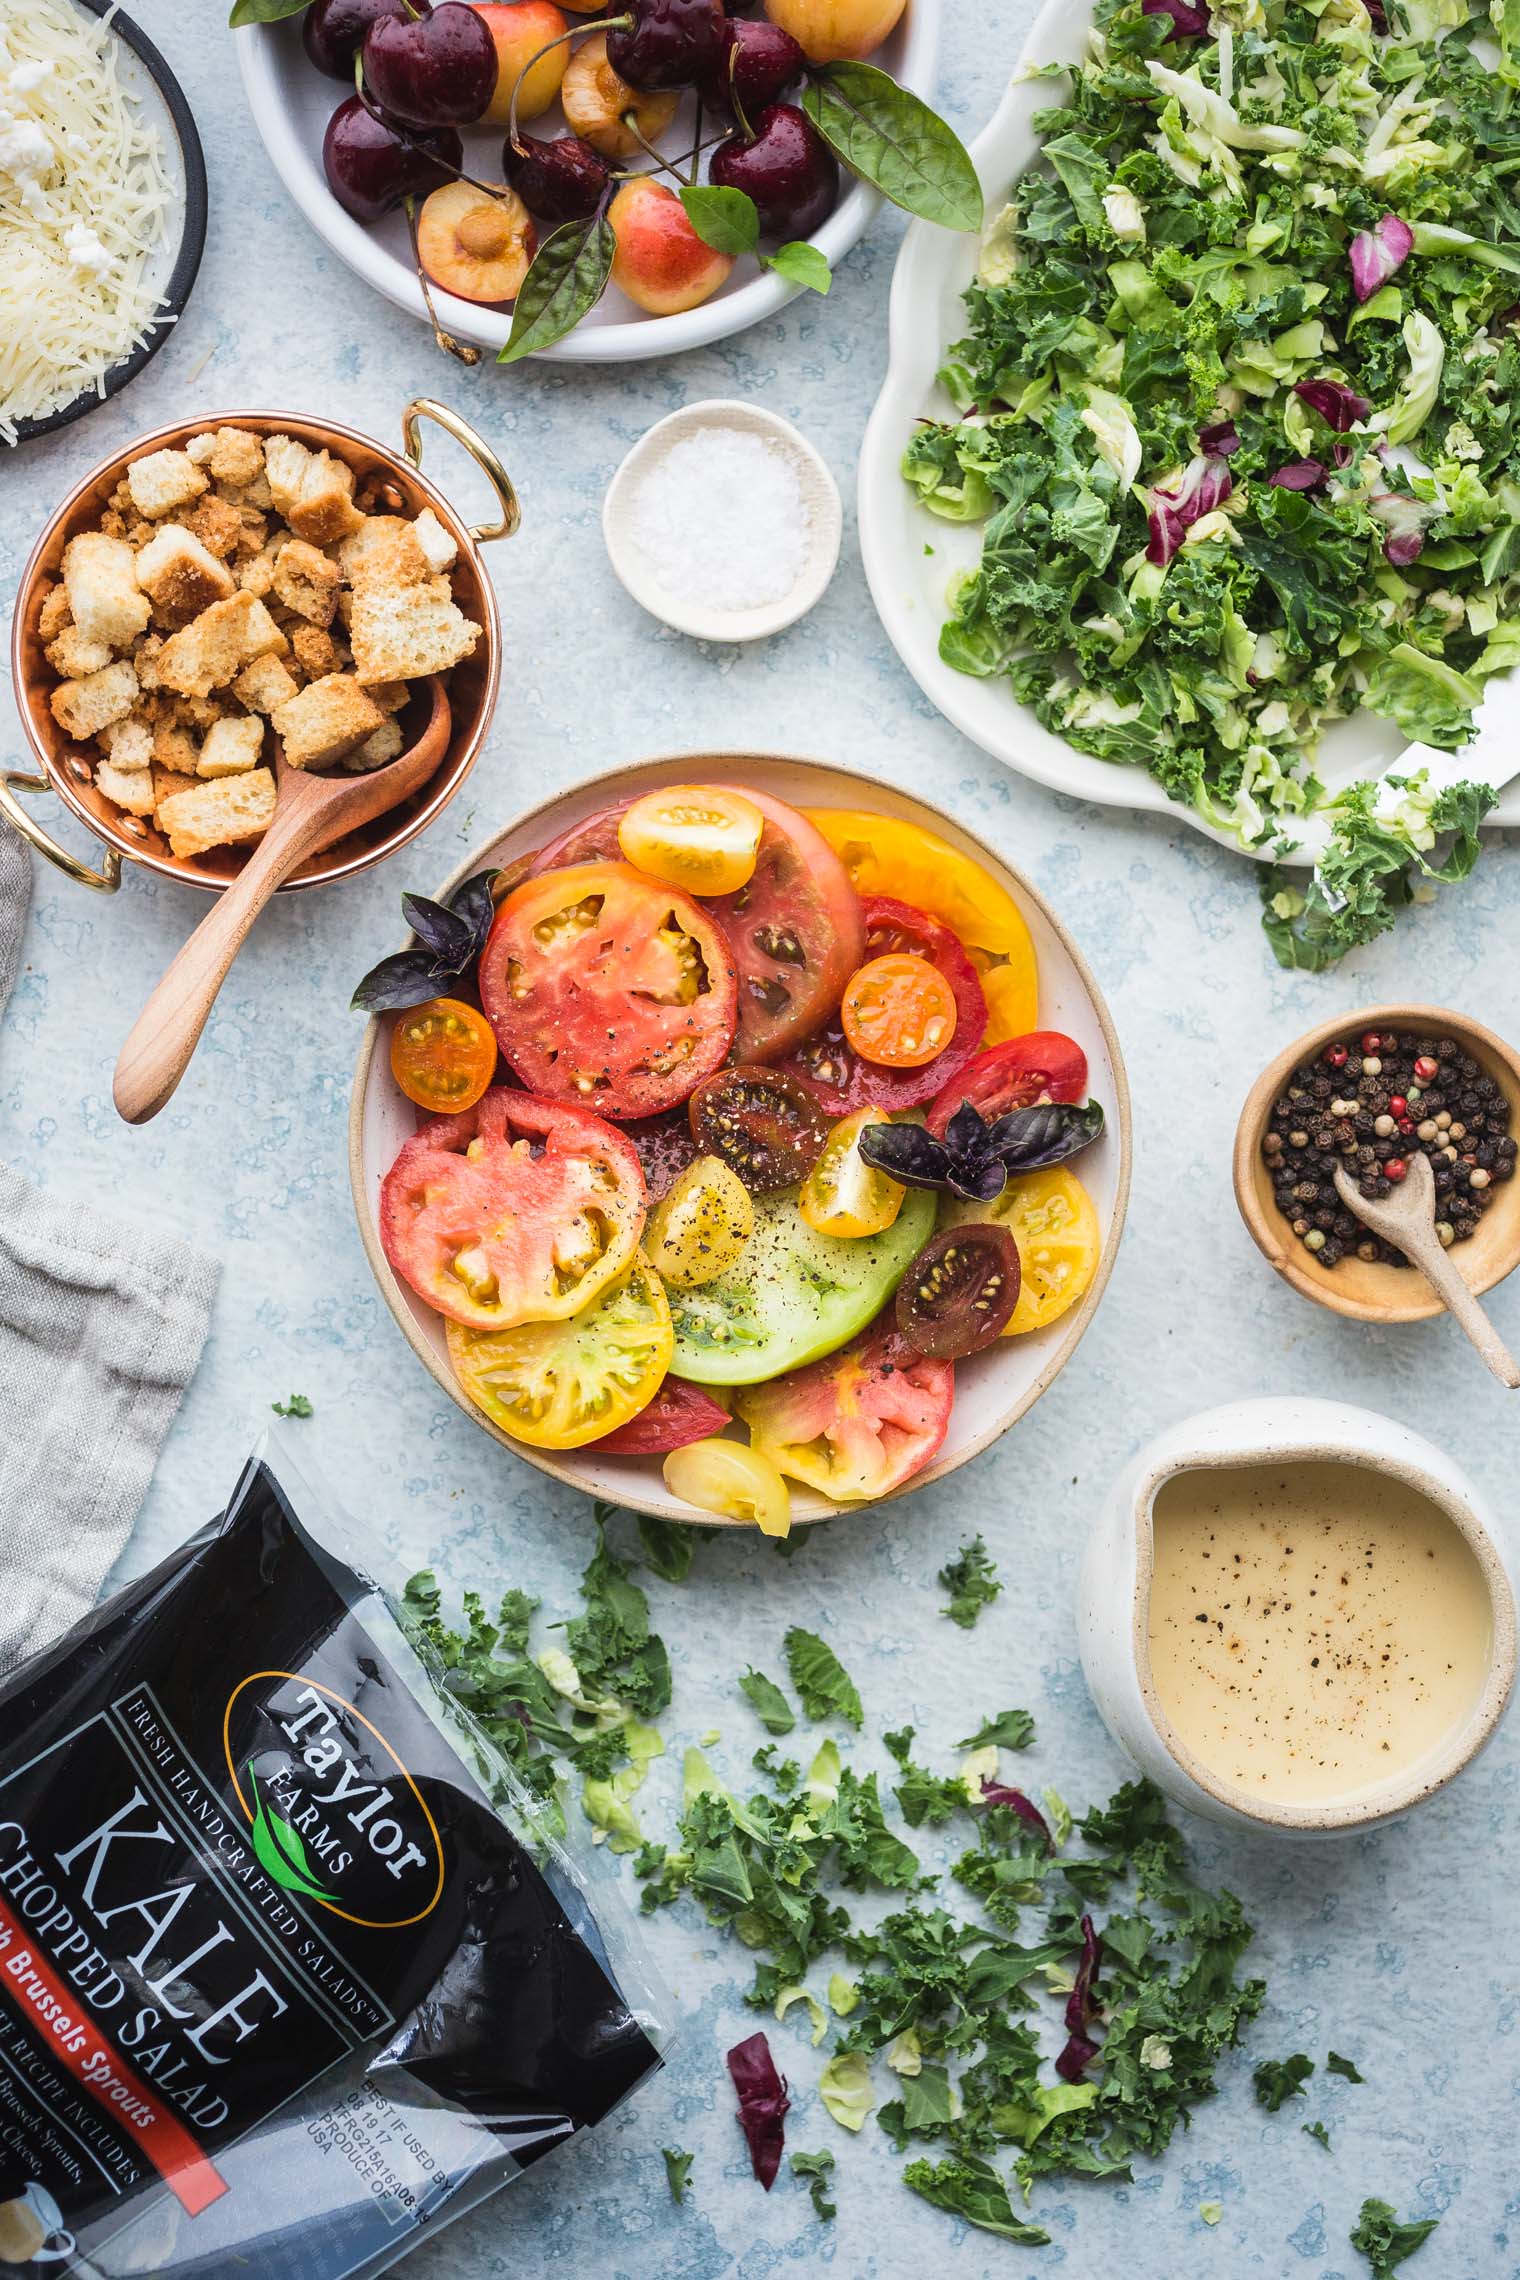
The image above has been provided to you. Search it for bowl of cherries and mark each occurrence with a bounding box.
[232,0,971,361]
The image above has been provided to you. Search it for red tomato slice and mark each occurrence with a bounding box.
[735,1324,954,1501]
[702,789,865,1061]
[531,803,626,871]
[925,1033,1089,1138]
[379,1087,646,1331]
[590,1376,730,1454]
[479,862,738,1119]
[777,896,988,1115]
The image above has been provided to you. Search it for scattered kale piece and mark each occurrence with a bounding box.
[1260,778,1496,971]
[789,2149,837,2220]
[1328,2050,1366,2083]
[1350,2198,1439,2278]
[270,1393,312,1417]
[740,1669,796,1735]
[662,2147,693,2204]
[938,1535,1002,1629]
[1303,2120,1332,2151]
[959,1709,1036,1752]
[902,2153,1050,2245]
[1254,2053,1315,2111]
[638,1513,695,1582]
[885,1728,974,1828]
[784,1628,863,1728]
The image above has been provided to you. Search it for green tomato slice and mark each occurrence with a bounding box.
[669,1186,936,1386]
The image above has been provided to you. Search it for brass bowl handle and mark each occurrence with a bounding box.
[0,768,121,893]
[401,397,521,544]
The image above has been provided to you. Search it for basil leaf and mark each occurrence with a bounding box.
[801,64,982,231]
[350,949,451,1014]
[401,891,473,964]
[500,213,614,364]
[987,1099,1105,1172]
[228,0,309,21]
[680,183,759,256]
[763,240,832,294]
[445,867,503,945]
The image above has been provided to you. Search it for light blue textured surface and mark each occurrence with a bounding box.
[2,4,1518,2275]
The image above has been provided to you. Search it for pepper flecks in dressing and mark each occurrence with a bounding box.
[1146,1461,1493,1806]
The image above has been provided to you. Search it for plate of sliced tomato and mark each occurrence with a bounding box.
[349,753,1132,1528]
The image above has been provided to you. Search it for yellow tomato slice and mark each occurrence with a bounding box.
[805,808,1038,1036]
[645,1156,753,1288]
[663,1438,791,1535]
[446,1253,673,1448]
[619,784,765,895]
[942,1166,1100,1336]
[799,1108,904,1238]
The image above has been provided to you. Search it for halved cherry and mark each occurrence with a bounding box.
[688,1065,829,1193]
[895,1224,1021,1359]
[415,181,535,304]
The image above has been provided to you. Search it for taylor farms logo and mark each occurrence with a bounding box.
[223,1675,445,1931]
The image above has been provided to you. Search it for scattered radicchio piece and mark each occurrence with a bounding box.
[1198,418,1241,457]
[1293,376,1371,433]
[978,1778,1054,1851]
[1054,1914,1104,2082]
[1269,458,1328,491]
[727,2032,790,2189]
[1142,0,1212,34]
[858,1098,1106,1202]
[1146,453,1234,566]
[1350,211,1414,303]
[1369,487,1434,566]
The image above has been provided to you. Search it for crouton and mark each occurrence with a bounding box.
[411,507,458,575]
[62,531,150,649]
[134,633,165,692]
[125,449,209,522]
[272,674,386,770]
[232,506,269,557]
[37,585,72,642]
[349,579,479,683]
[338,516,432,590]
[233,655,300,715]
[185,426,266,489]
[46,625,114,680]
[135,524,237,627]
[362,680,410,715]
[96,759,157,816]
[341,717,405,772]
[198,715,266,778]
[173,693,230,735]
[157,592,288,698]
[180,495,246,563]
[98,717,153,773]
[289,624,347,681]
[152,712,200,774]
[237,547,279,600]
[157,768,277,860]
[263,434,364,545]
[50,660,139,741]
[272,538,341,627]
[231,471,275,512]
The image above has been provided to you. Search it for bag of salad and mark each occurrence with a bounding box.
[0,1436,669,2277]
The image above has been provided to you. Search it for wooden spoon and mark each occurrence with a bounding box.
[1333,1154,1520,1388]
[113,680,452,1125]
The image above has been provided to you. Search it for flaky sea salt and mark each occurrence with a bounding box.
[627,426,811,616]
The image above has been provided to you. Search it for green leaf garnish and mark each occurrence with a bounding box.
[790,2148,837,2219]
[679,183,759,255]
[740,1668,796,1735]
[1328,2050,1365,2082]
[902,2153,1049,2244]
[662,2146,693,2203]
[271,1393,313,1418]
[938,1534,1001,1629]
[228,0,309,22]
[959,1709,1036,1752]
[801,64,982,231]
[1253,2053,1314,2110]
[1303,2120,1332,2150]
[784,1628,863,1728]
[1350,2199,1439,2278]
[500,213,614,365]
[763,240,833,294]
[637,1513,694,1583]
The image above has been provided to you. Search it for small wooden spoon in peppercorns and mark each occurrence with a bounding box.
[1332,1155,1520,1388]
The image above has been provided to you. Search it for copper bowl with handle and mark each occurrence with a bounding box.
[2,397,515,896]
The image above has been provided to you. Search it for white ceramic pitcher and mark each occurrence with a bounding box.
[1078,1396,1517,1835]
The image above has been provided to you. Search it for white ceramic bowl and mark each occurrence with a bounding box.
[856,0,1520,857]
[603,400,842,640]
[349,750,1132,1523]
[234,5,938,364]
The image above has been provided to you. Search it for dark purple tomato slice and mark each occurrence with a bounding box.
[688,1064,829,1193]
[895,1223,1021,1359]
[624,1106,704,1200]
[778,895,988,1115]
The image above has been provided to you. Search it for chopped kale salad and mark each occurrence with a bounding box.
[904,0,1520,964]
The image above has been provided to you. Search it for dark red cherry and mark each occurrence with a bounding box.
[699,18,805,115]
[709,103,838,240]
[605,0,724,92]
[504,132,611,223]
[322,95,462,222]
[362,0,499,127]
[303,0,408,80]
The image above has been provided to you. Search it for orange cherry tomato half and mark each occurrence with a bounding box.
[389,997,498,1113]
[840,953,960,1070]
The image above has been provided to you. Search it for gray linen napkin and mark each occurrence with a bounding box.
[0,826,220,1669]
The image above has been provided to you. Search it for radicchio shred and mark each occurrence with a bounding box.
[727,2031,790,2189]
[1142,0,1212,34]
[1350,211,1414,303]
[1054,1914,1104,2082]
[1269,458,1328,491]
[1146,454,1234,566]
[978,1777,1054,1851]
[1369,486,1434,566]
[1293,376,1371,432]
[1198,418,1242,458]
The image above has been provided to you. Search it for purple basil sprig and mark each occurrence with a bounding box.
[1350,211,1413,303]
[1054,1914,1104,2083]
[727,2032,790,2189]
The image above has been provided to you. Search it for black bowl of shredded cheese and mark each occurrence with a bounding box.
[1,0,206,447]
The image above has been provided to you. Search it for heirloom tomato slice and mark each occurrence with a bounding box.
[389,997,497,1114]
[841,952,960,1069]
[446,1253,673,1449]
[645,1156,754,1287]
[618,783,765,896]
[779,897,987,1116]
[895,1224,1020,1359]
[664,1438,791,1534]
[379,1086,645,1331]
[701,788,865,1061]
[590,1375,731,1455]
[479,862,738,1119]
[799,1108,904,1239]
[688,1065,830,1194]
[735,1326,954,1502]
[925,1034,1088,1138]
[940,1165,1101,1336]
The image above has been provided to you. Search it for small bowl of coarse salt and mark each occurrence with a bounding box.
[602,400,843,643]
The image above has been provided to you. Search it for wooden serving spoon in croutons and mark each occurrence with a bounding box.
[1332,1154,1520,1387]
[112,679,452,1125]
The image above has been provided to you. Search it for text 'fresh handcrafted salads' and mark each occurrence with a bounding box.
[362,783,1111,1527]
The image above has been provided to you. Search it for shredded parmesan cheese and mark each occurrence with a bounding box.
[0,0,174,443]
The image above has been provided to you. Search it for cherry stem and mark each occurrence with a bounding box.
[688,95,703,185]
[619,108,681,176]
[404,194,482,366]
[728,48,755,142]
[612,131,718,182]
[507,16,632,154]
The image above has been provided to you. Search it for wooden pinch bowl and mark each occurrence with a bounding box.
[1234,1003,1520,1325]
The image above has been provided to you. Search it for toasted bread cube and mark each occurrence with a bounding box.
[273,673,386,770]
[186,426,266,489]
[362,680,410,715]
[158,768,276,860]
[289,623,347,681]
[237,546,279,600]
[411,507,458,575]
[98,716,153,772]
[349,579,478,683]
[233,655,300,715]
[62,531,150,650]
[136,524,237,627]
[198,715,266,778]
[232,505,269,557]
[180,495,245,563]
[340,717,405,773]
[338,515,433,589]
[157,592,287,698]
[264,434,364,545]
[96,758,158,815]
[46,625,114,679]
[50,659,139,740]
[37,584,72,642]
[125,448,209,522]
[174,692,229,735]
[152,721,199,775]
[272,538,341,627]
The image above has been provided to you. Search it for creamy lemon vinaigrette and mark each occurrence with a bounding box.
[1145,1461,1494,1807]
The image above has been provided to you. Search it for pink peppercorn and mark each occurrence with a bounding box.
[1388,1094,1408,1118]
[1361,1032,1382,1054]
[1325,1043,1349,1068]
[1414,1055,1439,1083]
[1385,1158,1408,1182]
